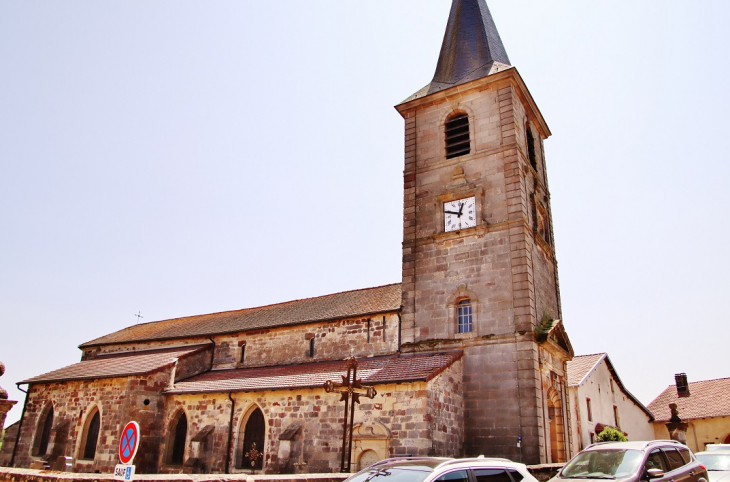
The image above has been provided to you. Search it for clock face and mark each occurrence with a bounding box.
[444,196,476,232]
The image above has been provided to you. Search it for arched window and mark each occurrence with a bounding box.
[34,405,54,457]
[81,408,100,460]
[457,299,473,334]
[445,113,470,159]
[168,411,188,465]
[237,407,265,470]
[526,126,537,171]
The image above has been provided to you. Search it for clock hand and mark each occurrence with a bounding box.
[458,202,464,216]
[444,210,460,215]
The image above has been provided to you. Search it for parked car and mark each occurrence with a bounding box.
[344,457,539,482]
[548,440,708,482]
[705,446,730,452]
[694,450,730,482]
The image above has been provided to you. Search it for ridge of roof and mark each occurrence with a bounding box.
[79,283,402,348]
[567,353,606,387]
[567,353,654,421]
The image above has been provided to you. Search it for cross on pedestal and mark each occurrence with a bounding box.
[323,357,377,473]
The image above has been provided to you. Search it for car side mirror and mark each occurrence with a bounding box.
[646,469,665,479]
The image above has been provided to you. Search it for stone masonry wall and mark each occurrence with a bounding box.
[13,370,172,473]
[426,358,463,457]
[82,314,400,372]
[158,381,434,475]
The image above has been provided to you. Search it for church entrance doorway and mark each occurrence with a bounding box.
[724,433,730,444]
[238,407,265,470]
[547,388,566,463]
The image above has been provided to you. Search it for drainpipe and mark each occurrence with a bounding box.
[225,392,235,473]
[397,314,402,353]
[10,384,29,468]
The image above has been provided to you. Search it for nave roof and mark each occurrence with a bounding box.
[80,283,402,348]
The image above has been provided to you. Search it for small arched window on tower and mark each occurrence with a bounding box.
[457,299,473,334]
[526,126,538,171]
[445,112,470,159]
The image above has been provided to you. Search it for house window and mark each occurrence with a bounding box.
[445,113,470,159]
[457,299,473,333]
[586,398,593,422]
[309,338,315,358]
[613,405,620,428]
[169,411,188,465]
[81,409,100,460]
[34,405,54,456]
[240,343,246,364]
[526,126,537,171]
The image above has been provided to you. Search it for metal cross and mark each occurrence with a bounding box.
[134,311,143,324]
[323,357,377,473]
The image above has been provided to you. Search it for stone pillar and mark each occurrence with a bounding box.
[665,403,688,445]
[0,362,18,431]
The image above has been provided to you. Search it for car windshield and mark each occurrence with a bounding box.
[561,449,644,479]
[696,454,730,471]
[347,466,434,482]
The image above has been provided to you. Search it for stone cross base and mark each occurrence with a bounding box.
[665,422,689,444]
[0,399,17,432]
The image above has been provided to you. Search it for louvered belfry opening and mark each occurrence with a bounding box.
[445,113,470,158]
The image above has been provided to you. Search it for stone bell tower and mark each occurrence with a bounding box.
[397,0,573,464]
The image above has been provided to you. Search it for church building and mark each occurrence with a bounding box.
[9,0,574,473]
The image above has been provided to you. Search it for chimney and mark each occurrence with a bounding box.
[675,373,690,398]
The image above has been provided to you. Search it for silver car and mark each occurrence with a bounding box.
[695,450,730,482]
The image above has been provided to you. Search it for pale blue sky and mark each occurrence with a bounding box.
[1,1,729,427]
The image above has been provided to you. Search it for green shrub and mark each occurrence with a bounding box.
[596,426,628,442]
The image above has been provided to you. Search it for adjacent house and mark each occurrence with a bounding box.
[567,353,654,450]
[648,374,730,452]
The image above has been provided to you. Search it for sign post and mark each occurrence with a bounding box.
[115,421,140,481]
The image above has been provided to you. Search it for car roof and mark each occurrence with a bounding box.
[582,440,689,452]
[696,450,730,455]
[365,457,527,472]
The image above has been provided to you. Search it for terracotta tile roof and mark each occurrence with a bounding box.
[165,351,463,394]
[21,345,210,384]
[80,284,402,348]
[567,353,606,386]
[648,377,730,422]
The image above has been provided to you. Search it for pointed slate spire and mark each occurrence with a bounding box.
[403,0,511,102]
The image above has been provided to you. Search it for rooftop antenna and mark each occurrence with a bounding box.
[134,311,143,324]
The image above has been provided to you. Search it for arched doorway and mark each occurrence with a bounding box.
[33,404,54,457]
[237,407,265,470]
[79,407,101,461]
[724,433,730,444]
[547,387,566,463]
[167,410,188,465]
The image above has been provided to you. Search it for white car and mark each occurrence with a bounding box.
[695,450,730,482]
[344,457,539,482]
